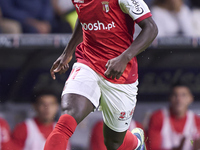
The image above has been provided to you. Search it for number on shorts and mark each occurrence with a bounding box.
[119,112,126,119]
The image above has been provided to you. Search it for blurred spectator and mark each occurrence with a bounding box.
[0,117,19,150]
[51,0,77,32]
[191,0,200,36]
[0,7,22,33]
[147,82,200,150]
[0,0,53,34]
[151,0,194,37]
[90,119,144,150]
[11,88,71,150]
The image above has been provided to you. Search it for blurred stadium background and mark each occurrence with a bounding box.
[1,35,200,149]
[0,0,200,149]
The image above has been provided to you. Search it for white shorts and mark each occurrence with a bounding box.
[62,62,138,132]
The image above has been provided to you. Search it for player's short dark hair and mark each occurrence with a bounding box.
[31,88,59,104]
[191,0,200,8]
[170,81,192,95]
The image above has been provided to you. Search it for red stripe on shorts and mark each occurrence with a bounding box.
[72,68,81,79]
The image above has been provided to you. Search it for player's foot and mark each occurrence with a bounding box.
[131,128,146,150]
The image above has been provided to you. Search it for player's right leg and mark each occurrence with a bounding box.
[61,93,95,124]
[44,63,101,150]
[44,94,95,150]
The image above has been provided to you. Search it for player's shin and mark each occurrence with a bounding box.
[44,114,77,150]
[117,130,138,150]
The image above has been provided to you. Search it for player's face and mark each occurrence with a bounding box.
[170,86,193,114]
[34,95,59,123]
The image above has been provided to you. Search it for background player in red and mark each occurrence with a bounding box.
[0,117,18,150]
[12,89,71,150]
[147,82,200,150]
[44,0,158,149]
[90,119,144,150]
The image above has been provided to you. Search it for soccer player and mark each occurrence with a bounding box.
[90,119,144,150]
[147,82,200,150]
[12,89,71,150]
[45,0,158,149]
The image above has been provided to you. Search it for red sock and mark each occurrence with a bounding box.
[44,114,77,150]
[117,130,138,150]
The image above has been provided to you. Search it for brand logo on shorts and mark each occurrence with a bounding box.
[102,1,109,13]
[118,108,135,121]
[131,0,144,15]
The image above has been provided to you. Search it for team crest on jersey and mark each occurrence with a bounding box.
[102,1,109,13]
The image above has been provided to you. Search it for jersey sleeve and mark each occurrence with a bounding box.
[0,118,12,150]
[118,0,152,23]
[12,122,28,149]
[147,110,163,150]
[0,118,21,150]
[195,115,200,134]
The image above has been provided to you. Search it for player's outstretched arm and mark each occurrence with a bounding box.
[50,19,83,80]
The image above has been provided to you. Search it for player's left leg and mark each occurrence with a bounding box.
[99,79,144,150]
[44,63,102,150]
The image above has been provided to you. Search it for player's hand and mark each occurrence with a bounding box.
[50,54,72,80]
[172,137,185,150]
[193,138,200,150]
[104,54,129,80]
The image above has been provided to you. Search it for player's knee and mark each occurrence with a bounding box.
[61,95,83,124]
[61,102,81,123]
[61,102,75,115]
[104,139,122,150]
